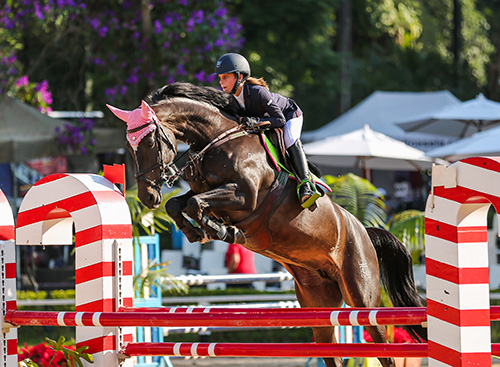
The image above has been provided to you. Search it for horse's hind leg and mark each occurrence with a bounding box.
[338,238,396,367]
[284,264,344,367]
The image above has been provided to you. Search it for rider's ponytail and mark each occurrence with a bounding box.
[245,77,269,90]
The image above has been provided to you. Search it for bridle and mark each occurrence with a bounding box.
[130,116,254,190]
[128,116,180,190]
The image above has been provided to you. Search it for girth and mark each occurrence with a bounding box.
[234,170,288,252]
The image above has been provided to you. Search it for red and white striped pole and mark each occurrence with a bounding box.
[425,157,500,366]
[0,190,17,366]
[122,341,500,359]
[123,341,430,358]
[15,173,134,367]
[5,307,431,328]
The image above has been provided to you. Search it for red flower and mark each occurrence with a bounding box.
[363,327,414,343]
[19,342,74,366]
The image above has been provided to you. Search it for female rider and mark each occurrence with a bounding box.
[213,53,319,208]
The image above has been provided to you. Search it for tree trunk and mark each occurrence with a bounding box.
[338,0,352,115]
[487,37,500,100]
[141,0,154,95]
[452,0,463,90]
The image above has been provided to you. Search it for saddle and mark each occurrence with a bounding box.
[260,128,326,187]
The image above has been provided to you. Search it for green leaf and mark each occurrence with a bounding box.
[324,173,425,263]
[134,260,189,298]
[387,209,425,263]
[325,173,387,228]
[124,185,178,237]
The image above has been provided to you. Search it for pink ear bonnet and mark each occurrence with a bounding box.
[106,100,158,149]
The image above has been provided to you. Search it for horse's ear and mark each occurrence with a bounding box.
[106,104,131,123]
[140,100,155,120]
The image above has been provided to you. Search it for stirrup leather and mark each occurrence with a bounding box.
[297,179,321,208]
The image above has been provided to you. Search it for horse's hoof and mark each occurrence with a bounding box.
[198,233,212,244]
[185,228,209,243]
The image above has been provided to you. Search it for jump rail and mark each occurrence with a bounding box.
[4,307,433,328]
[173,272,293,285]
[121,342,500,359]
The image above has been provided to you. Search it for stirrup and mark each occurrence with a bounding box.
[297,180,321,209]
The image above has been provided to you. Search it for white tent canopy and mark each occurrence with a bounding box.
[304,125,443,172]
[426,124,500,161]
[397,93,500,138]
[303,90,459,151]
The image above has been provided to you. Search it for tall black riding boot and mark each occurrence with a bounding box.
[286,139,320,208]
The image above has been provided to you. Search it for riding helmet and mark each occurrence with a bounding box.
[214,53,251,78]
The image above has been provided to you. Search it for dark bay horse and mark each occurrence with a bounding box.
[107,82,425,367]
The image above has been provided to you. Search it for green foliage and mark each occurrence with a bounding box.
[125,185,178,237]
[48,289,76,300]
[19,336,93,367]
[350,0,490,102]
[46,336,93,367]
[387,209,425,263]
[324,173,426,263]
[227,0,340,129]
[134,260,189,298]
[324,173,387,228]
[17,290,75,311]
[17,290,48,301]
[18,336,91,367]
[7,77,52,113]
[124,185,186,295]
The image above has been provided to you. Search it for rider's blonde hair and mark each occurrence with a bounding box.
[245,76,269,90]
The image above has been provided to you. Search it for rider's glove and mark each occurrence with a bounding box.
[239,116,260,128]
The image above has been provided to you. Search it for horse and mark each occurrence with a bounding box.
[107,82,425,367]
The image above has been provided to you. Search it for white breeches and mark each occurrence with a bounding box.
[284,114,303,149]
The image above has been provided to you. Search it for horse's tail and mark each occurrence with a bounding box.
[366,227,427,342]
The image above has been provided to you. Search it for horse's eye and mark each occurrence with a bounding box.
[147,140,155,148]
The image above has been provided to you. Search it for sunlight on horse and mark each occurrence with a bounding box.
[107,82,426,367]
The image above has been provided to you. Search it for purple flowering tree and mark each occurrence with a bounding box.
[9,76,53,114]
[0,0,244,110]
[0,0,243,154]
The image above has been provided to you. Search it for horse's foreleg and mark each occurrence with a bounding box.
[165,191,209,243]
[184,183,250,244]
[199,214,246,244]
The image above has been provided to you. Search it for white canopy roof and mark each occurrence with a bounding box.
[426,123,500,161]
[397,93,500,138]
[304,125,444,171]
[303,90,460,151]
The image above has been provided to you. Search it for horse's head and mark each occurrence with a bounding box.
[107,100,177,209]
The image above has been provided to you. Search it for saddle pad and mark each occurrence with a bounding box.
[260,132,332,193]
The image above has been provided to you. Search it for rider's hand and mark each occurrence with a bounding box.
[239,116,260,128]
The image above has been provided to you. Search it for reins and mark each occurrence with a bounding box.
[165,125,251,186]
[131,118,255,189]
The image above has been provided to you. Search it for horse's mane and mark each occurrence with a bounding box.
[149,82,240,117]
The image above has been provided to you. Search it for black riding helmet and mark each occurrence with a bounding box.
[214,53,251,94]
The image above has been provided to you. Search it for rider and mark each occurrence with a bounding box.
[213,52,320,208]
